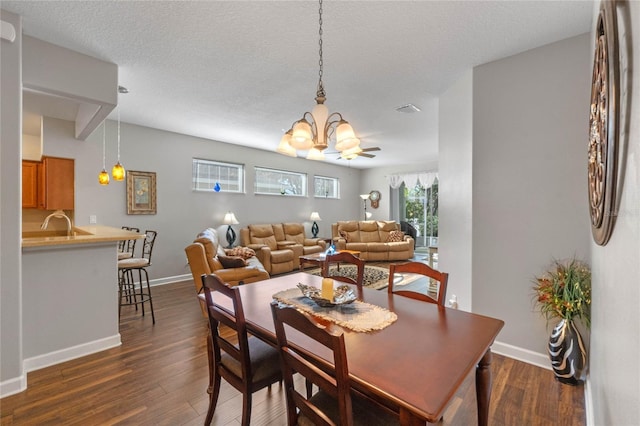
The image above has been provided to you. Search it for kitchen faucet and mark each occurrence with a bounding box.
[41,210,72,235]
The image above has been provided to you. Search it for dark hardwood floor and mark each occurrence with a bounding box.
[1,275,586,425]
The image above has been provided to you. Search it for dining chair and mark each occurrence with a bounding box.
[201,274,282,426]
[118,230,157,323]
[322,251,365,290]
[388,261,449,306]
[270,302,399,426]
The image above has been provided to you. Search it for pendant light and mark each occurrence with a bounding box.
[98,122,110,185]
[278,0,360,159]
[112,86,127,181]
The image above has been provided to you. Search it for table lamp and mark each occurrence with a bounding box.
[223,211,239,248]
[310,211,322,238]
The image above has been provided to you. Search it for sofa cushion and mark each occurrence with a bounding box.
[387,241,411,252]
[377,220,398,241]
[272,223,286,242]
[271,249,294,263]
[359,221,380,243]
[283,223,305,244]
[337,221,360,242]
[225,246,256,259]
[367,242,389,252]
[248,224,278,250]
[339,229,350,242]
[386,230,405,242]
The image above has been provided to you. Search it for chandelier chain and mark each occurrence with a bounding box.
[102,122,106,168]
[117,106,121,161]
[317,0,325,99]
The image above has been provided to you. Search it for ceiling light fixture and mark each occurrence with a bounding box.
[98,122,109,185]
[111,86,127,181]
[278,0,360,161]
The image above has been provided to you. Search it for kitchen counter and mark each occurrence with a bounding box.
[21,225,143,248]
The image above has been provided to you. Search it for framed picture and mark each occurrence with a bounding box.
[126,170,157,215]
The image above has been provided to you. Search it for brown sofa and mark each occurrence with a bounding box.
[331,220,414,261]
[185,228,269,315]
[240,223,327,275]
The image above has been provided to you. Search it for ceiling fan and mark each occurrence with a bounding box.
[333,146,381,160]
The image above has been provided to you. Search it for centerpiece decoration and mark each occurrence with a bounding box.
[532,258,591,385]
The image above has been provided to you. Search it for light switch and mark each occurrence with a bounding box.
[89,215,97,224]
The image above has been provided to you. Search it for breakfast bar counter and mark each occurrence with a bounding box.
[21,225,142,375]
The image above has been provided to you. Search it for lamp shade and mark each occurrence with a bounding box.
[223,212,239,225]
[277,131,297,157]
[335,121,360,151]
[98,169,110,185]
[340,145,362,160]
[112,162,126,181]
[306,148,325,161]
[360,193,370,200]
[310,212,322,221]
[290,119,314,150]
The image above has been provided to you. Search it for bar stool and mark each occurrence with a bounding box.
[118,230,157,324]
[118,226,139,260]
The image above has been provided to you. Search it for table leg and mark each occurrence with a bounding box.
[475,349,493,426]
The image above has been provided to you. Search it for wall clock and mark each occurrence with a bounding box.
[588,0,620,246]
[369,190,381,209]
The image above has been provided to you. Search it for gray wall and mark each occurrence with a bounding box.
[471,34,592,359]
[589,1,640,424]
[41,117,364,282]
[438,69,473,311]
[0,10,24,395]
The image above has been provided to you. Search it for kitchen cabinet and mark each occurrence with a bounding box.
[22,160,39,208]
[38,156,74,210]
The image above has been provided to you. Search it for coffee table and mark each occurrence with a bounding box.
[299,250,361,271]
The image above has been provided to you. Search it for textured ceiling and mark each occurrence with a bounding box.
[3,1,594,169]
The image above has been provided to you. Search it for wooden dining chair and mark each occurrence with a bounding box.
[388,261,449,306]
[270,302,399,426]
[322,251,365,290]
[201,274,282,426]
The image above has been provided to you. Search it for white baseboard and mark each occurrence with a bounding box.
[491,340,551,370]
[0,373,27,398]
[149,274,191,287]
[23,334,121,373]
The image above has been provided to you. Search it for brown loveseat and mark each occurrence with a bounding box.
[240,223,327,275]
[331,220,414,261]
[185,228,269,315]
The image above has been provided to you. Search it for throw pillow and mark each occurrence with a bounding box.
[386,230,405,242]
[339,230,350,242]
[225,246,256,259]
[218,255,247,269]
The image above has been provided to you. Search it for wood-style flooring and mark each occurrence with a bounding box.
[1,275,586,425]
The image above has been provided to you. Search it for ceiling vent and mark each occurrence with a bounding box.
[395,103,421,113]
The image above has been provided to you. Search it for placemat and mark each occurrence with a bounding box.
[272,288,397,332]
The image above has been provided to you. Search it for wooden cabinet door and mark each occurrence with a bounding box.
[22,160,39,208]
[39,156,75,210]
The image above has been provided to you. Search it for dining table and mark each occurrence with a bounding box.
[217,272,504,425]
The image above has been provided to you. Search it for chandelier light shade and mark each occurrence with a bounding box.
[98,122,110,185]
[112,87,126,181]
[278,0,360,159]
[223,211,239,248]
[310,211,322,238]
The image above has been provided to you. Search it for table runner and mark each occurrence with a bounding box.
[272,288,397,332]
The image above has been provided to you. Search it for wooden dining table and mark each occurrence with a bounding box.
[218,272,504,425]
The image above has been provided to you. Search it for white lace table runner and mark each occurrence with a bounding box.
[272,288,397,332]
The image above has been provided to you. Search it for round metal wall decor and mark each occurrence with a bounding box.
[588,1,619,246]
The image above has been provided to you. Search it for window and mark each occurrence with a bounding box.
[314,175,340,198]
[192,158,244,193]
[400,179,438,247]
[254,167,307,196]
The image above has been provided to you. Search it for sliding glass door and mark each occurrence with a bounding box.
[398,179,438,248]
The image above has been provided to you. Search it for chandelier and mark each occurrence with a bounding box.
[277,0,360,161]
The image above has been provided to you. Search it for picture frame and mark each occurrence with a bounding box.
[126,170,157,215]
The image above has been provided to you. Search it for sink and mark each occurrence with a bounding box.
[22,229,93,239]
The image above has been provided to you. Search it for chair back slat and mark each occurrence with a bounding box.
[388,261,449,306]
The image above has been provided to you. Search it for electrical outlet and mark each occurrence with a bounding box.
[89,215,97,224]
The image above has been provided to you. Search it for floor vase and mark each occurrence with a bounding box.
[548,319,586,385]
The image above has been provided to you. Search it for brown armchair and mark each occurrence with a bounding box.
[185,228,269,315]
